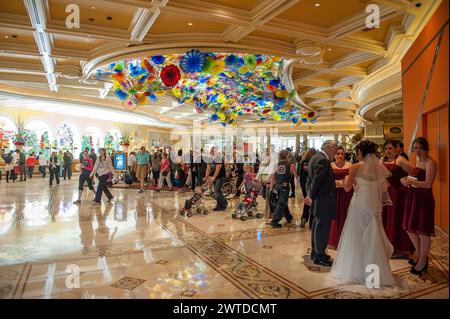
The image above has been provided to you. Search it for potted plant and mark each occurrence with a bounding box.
[13,131,28,150]
[119,136,131,146]
[119,135,131,152]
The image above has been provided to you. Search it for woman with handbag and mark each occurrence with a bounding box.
[4,150,15,183]
[156,153,172,191]
[90,148,114,205]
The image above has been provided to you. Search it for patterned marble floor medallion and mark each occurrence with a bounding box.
[149,202,449,299]
[111,276,145,290]
[150,202,307,298]
[180,289,197,297]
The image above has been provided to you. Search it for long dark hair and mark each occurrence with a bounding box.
[98,148,107,162]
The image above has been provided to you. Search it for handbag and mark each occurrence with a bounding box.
[13,165,20,175]
[257,159,272,184]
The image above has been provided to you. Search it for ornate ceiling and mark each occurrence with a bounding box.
[0,0,442,132]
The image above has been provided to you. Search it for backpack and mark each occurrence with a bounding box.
[124,171,133,185]
[4,154,13,165]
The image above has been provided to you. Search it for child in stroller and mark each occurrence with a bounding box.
[232,165,264,221]
[180,186,209,217]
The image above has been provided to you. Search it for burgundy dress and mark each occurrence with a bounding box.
[382,162,414,255]
[328,167,353,249]
[403,167,435,236]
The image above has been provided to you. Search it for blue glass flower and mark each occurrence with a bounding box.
[269,78,280,88]
[225,54,239,67]
[151,55,165,65]
[114,89,128,101]
[180,49,205,73]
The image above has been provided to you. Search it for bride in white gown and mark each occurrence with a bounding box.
[331,140,396,287]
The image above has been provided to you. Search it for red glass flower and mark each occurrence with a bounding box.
[160,64,181,87]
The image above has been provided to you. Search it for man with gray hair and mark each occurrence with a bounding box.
[305,140,337,267]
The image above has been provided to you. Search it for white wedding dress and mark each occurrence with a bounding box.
[330,155,396,287]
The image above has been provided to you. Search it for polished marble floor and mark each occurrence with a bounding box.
[0,176,448,299]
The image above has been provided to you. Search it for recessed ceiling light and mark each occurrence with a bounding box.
[188,22,193,26]
[90,6,96,10]
[4,35,8,39]
[315,2,320,7]
[327,48,332,51]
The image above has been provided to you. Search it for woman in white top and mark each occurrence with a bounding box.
[90,148,114,205]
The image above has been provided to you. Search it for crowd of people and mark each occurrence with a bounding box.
[0,136,437,286]
[0,148,74,183]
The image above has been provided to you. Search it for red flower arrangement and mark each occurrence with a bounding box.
[160,64,181,87]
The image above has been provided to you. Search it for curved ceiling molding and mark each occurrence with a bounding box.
[282,58,310,110]
[82,42,299,79]
[353,62,402,121]
[358,89,402,123]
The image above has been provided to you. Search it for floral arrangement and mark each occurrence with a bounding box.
[119,135,131,146]
[13,130,28,145]
[95,50,319,126]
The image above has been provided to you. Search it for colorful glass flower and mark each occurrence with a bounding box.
[225,54,239,67]
[180,49,205,73]
[244,54,257,68]
[151,55,165,65]
[210,60,225,75]
[160,64,181,87]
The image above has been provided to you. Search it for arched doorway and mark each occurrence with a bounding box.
[55,122,81,152]
[24,119,53,156]
[82,126,103,153]
[104,128,121,154]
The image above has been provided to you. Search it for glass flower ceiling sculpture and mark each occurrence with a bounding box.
[94,49,318,126]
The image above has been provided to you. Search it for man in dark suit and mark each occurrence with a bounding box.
[305,140,337,267]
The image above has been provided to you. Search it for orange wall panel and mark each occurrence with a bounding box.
[438,107,448,231]
[402,0,449,232]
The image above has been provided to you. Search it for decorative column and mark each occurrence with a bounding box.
[295,133,300,152]
[302,134,308,150]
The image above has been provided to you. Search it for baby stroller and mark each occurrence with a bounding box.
[179,186,209,217]
[232,181,264,221]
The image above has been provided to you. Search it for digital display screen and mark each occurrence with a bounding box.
[114,153,126,170]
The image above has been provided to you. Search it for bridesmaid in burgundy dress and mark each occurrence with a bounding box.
[328,146,353,249]
[381,140,415,258]
[401,137,437,276]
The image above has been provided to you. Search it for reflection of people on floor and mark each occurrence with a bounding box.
[135,198,149,240]
[78,211,94,255]
[94,204,118,257]
[114,202,127,222]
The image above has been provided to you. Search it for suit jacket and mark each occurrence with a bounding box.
[306,152,337,219]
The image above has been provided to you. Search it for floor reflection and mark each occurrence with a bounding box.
[0,177,448,299]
